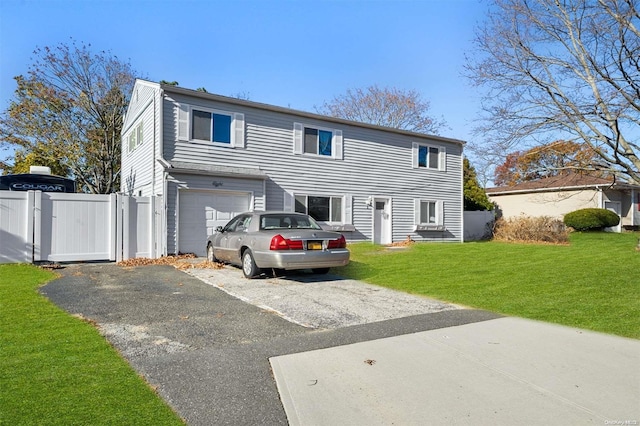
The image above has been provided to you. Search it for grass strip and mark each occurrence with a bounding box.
[0,264,184,425]
[341,232,639,339]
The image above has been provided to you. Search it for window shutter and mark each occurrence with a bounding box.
[233,113,245,148]
[412,142,419,168]
[414,199,421,224]
[283,192,294,211]
[293,123,303,154]
[344,194,352,224]
[439,147,447,171]
[333,130,343,160]
[437,201,444,226]
[177,104,189,141]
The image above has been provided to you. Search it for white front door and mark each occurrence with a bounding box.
[604,201,622,233]
[178,190,251,256]
[373,198,392,244]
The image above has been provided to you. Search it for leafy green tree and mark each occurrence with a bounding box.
[7,148,69,177]
[0,40,137,193]
[464,158,493,211]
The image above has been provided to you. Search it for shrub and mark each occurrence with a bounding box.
[563,208,619,231]
[493,216,569,244]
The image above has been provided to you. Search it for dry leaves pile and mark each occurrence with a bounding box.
[117,254,223,270]
[388,235,415,247]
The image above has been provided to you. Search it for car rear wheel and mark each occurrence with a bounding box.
[206,244,218,262]
[242,249,260,279]
[312,267,330,275]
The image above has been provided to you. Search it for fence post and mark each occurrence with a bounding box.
[109,193,117,261]
[30,191,41,262]
[122,195,131,261]
[115,193,122,262]
[149,196,156,259]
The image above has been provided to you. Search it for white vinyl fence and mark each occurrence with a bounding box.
[464,210,495,241]
[0,191,155,264]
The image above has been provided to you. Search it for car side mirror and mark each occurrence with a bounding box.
[215,226,224,233]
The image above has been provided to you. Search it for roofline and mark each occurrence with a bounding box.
[153,80,466,146]
[487,183,613,196]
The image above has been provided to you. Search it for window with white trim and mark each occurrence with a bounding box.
[293,123,343,159]
[412,142,445,170]
[192,109,232,143]
[414,199,444,229]
[177,103,245,148]
[127,121,143,153]
[295,195,343,222]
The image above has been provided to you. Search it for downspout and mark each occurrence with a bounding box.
[597,185,604,208]
[632,188,636,227]
[158,86,168,257]
[151,92,157,257]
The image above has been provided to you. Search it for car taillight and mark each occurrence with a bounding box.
[270,234,304,250]
[327,234,347,249]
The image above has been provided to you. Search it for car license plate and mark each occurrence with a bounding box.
[307,241,322,250]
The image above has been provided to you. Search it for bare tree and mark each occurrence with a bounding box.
[0,40,137,193]
[466,0,640,185]
[316,85,447,135]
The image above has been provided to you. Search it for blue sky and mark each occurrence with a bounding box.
[1,0,489,145]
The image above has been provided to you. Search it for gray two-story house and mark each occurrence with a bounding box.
[121,79,465,257]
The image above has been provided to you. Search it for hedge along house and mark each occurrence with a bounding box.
[121,79,465,257]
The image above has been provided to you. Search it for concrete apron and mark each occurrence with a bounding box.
[188,267,639,425]
[270,317,640,425]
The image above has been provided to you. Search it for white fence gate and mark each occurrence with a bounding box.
[0,191,154,264]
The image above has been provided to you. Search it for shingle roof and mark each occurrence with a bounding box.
[486,173,632,194]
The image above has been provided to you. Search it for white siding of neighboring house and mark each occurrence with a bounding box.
[603,189,635,227]
[489,189,601,220]
[159,91,463,247]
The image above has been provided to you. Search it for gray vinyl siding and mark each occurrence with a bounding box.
[121,81,161,197]
[165,173,265,254]
[161,92,463,243]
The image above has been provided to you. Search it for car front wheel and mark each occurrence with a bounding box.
[242,250,260,279]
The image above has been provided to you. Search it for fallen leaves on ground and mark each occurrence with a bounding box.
[117,254,224,270]
[388,235,415,247]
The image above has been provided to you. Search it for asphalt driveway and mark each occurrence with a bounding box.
[41,263,497,425]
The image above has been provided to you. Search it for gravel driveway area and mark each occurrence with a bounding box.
[41,262,498,425]
[186,266,460,329]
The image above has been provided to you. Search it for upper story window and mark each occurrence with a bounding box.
[304,127,333,156]
[127,121,143,153]
[177,103,245,148]
[294,123,343,159]
[192,109,232,144]
[412,142,445,170]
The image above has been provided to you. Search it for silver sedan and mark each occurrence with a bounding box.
[206,211,350,278]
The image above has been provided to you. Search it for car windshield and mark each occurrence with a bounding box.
[259,214,322,230]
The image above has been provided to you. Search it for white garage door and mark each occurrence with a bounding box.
[178,190,251,256]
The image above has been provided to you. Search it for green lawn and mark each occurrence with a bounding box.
[341,232,639,339]
[0,264,184,426]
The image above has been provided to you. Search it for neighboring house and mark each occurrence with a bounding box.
[486,174,640,232]
[121,79,465,257]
